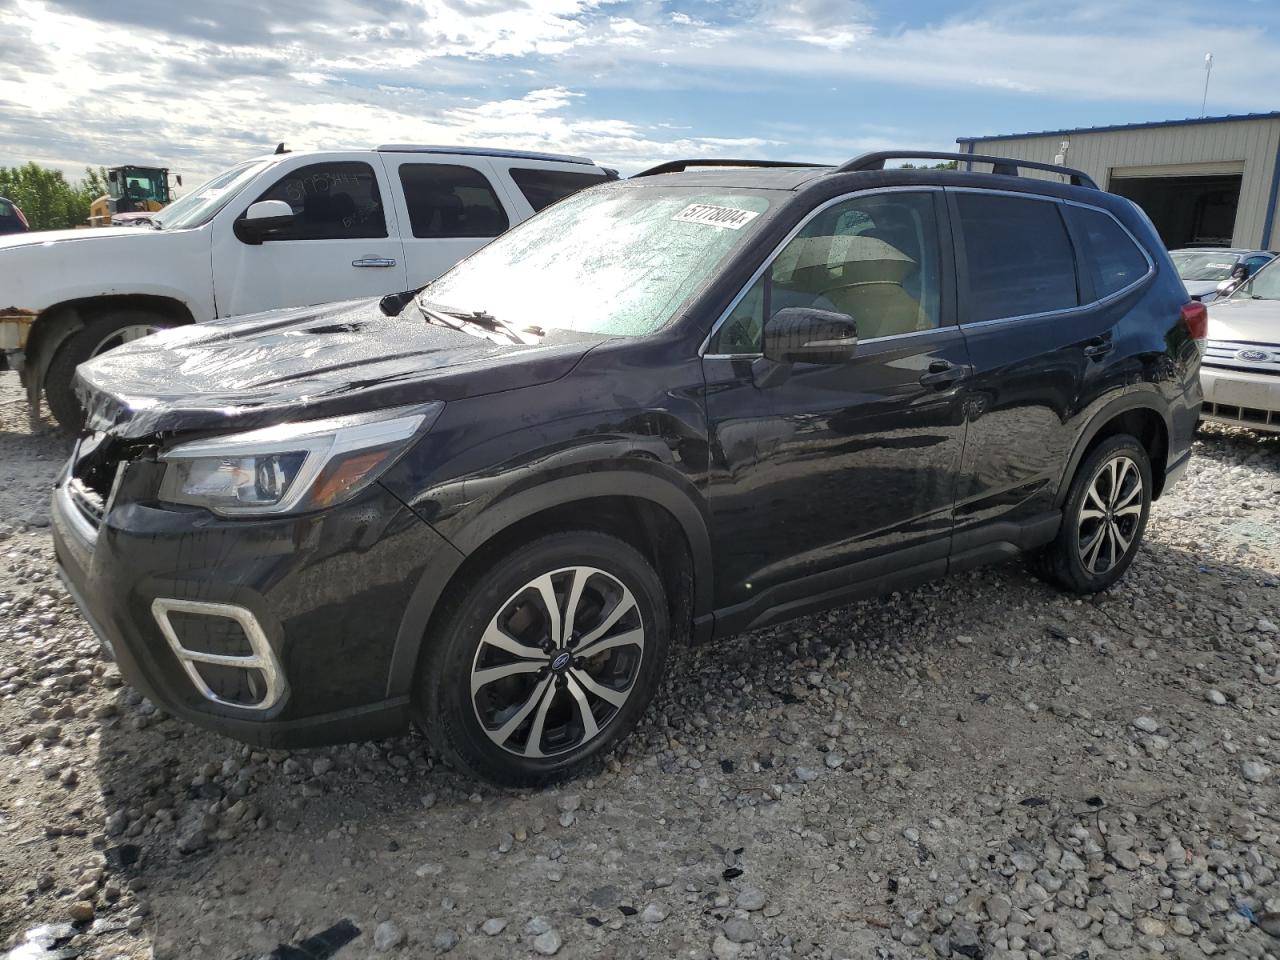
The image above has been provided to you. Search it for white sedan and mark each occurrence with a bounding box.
[1201,261,1280,433]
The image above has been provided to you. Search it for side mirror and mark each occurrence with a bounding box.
[108,170,118,183]
[234,200,295,244]
[175,175,183,187]
[763,307,858,365]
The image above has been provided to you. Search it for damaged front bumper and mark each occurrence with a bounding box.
[50,452,458,748]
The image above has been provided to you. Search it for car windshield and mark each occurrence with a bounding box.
[423,183,774,337]
[153,159,272,230]
[1232,261,1280,301]
[1171,251,1240,282]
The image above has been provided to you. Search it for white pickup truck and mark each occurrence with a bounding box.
[0,145,614,428]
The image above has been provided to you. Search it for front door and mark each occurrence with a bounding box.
[702,189,970,627]
[211,155,408,317]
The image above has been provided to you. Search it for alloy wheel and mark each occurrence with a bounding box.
[1077,454,1143,576]
[469,566,645,758]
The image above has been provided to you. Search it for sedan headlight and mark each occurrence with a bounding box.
[157,404,442,516]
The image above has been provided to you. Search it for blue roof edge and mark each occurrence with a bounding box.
[957,111,1280,144]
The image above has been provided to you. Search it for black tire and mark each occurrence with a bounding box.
[44,309,173,431]
[1034,434,1152,593]
[414,531,669,787]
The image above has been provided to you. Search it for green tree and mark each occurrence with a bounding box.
[0,162,106,231]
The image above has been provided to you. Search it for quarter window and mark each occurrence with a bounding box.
[398,163,509,238]
[508,167,607,212]
[250,161,387,241]
[954,193,1078,323]
[711,191,943,354]
[1065,205,1149,299]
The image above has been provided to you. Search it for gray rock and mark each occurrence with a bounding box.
[1241,759,1271,783]
[532,930,562,955]
[431,929,459,952]
[373,921,405,952]
[641,903,667,923]
[525,916,554,936]
[1133,716,1159,733]
[723,918,758,943]
[481,918,507,936]
[736,887,768,911]
[794,767,820,782]
[1205,688,1228,706]
[556,794,580,813]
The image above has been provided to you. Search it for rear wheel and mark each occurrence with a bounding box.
[414,531,669,787]
[44,309,172,431]
[1035,434,1152,593]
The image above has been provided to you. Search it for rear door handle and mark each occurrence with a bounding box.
[352,256,397,268]
[1083,334,1114,359]
[919,359,969,387]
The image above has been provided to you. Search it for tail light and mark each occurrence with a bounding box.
[13,205,28,229]
[1181,301,1208,354]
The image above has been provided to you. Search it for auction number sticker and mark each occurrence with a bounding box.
[672,203,760,230]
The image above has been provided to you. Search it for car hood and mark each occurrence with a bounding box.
[0,226,151,250]
[76,297,608,438]
[1207,297,1280,345]
[1182,279,1223,299]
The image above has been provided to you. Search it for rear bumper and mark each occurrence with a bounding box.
[51,466,456,749]
[1200,366,1280,433]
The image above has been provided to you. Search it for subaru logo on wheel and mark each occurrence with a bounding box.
[1237,348,1270,362]
[551,651,572,672]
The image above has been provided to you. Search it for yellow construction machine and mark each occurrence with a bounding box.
[88,165,181,227]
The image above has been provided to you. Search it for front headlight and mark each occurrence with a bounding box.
[157,403,442,516]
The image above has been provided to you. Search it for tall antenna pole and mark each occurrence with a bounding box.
[1202,53,1214,117]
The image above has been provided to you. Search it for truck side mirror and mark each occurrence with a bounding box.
[234,200,295,244]
[763,307,859,364]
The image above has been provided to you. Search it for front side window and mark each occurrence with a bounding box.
[509,167,607,212]
[711,191,942,354]
[1065,206,1149,299]
[399,163,509,238]
[955,193,1078,323]
[251,161,387,241]
[424,184,773,337]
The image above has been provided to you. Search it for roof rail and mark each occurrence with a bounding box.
[633,158,826,178]
[375,145,596,166]
[837,150,1099,190]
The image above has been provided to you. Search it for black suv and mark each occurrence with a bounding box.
[53,151,1204,786]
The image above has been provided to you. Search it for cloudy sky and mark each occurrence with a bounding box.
[2,0,1279,188]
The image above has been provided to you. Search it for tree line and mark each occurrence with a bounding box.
[0,163,109,231]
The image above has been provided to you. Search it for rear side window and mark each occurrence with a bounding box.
[955,193,1078,323]
[399,163,509,238]
[508,167,606,212]
[1065,205,1149,298]
[252,161,387,241]
[0,201,13,219]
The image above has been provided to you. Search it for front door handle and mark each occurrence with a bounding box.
[1083,334,1114,359]
[352,256,397,268]
[919,359,969,388]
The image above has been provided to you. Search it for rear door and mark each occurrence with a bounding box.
[211,154,407,317]
[379,154,515,289]
[948,190,1146,543]
[702,188,970,622]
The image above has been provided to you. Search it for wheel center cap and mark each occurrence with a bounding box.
[551,651,572,672]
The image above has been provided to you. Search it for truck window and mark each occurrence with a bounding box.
[508,167,607,212]
[252,161,387,241]
[398,163,510,239]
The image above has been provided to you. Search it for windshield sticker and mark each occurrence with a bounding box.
[672,204,760,230]
[1207,263,1233,269]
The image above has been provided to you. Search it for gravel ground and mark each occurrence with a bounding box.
[2,368,1279,960]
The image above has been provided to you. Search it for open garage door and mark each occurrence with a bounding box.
[1108,161,1244,248]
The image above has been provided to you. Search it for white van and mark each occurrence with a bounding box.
[0,145,614,427]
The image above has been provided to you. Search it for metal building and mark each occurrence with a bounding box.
[956,112,1280,251]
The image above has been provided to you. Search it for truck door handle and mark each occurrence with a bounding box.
[352,257,397,268]
[1083,335,1114,359]
[919,359,968,388]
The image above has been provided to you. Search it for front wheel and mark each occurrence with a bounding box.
[1034,434,1153,593]
[44,309,173,431]
[414,531,669,787]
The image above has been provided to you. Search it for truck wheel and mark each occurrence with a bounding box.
[414,531,669,787]
[44,309,172,431]
[1033,434,1152,594]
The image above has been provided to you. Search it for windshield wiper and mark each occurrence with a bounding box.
[414,298,542,342]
